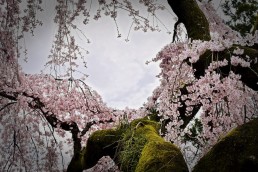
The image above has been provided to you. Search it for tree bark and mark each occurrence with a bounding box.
[167,0,258,130]
[167,0,211,41]
[167,0,258,91]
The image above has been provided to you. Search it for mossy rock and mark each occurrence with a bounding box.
[193,118,258,172]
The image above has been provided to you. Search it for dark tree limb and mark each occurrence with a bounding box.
[0,90,116,172]
[166,0,258,130]
[164,0,211,130]
[167,0,258,90]
[167,0,211,41]
[80,118,114,137]
[0,91,82,155]
[192,46,258,90]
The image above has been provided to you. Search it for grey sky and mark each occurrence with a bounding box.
[19,1,176,110]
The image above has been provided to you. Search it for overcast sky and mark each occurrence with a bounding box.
[19,1,177,110]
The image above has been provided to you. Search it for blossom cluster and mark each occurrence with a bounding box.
[143,25,258,169]
[0,63,142,171]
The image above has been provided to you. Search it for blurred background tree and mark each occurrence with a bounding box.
[221,0,258,36]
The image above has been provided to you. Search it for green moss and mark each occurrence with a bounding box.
[118,119,160,172]
[193,118,258,172]
[119,129,147,171]
[130,118,160,131]
[118,118,188,172]
[136,141,188,172]
[78,118,188,172]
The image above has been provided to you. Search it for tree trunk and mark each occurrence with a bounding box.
[167,0,211,41]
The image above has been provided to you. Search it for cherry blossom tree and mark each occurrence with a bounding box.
[0,0,257,171]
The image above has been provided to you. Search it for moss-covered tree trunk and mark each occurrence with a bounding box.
[168,0,258,91]
[67,118,188,172]
[193,118,258,172]
[167,0,211,41]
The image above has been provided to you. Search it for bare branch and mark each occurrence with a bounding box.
[0,102,16,112]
